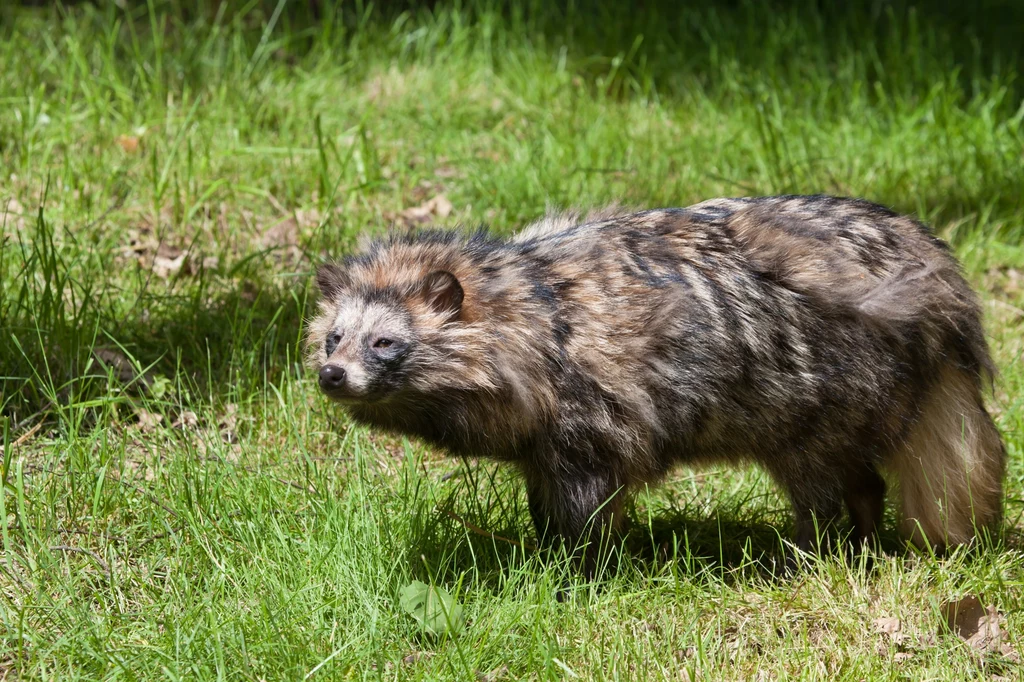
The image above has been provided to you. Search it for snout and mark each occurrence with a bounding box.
[318,364,347,394]
[317,362,375,402]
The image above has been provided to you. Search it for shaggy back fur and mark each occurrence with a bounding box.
[307,195,1005,564]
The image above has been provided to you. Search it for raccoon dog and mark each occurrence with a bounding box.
[307,195,1004,570]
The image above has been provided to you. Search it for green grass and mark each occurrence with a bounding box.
[2,1,1023,679]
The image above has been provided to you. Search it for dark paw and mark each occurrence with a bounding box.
[756,545,807,581]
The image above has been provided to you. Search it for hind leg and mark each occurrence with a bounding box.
[844,462,887,548]
[792,500,844,554]
[768,464,845,554]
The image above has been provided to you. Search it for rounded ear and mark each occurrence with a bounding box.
[316,263,349,300]
[420,270,463,320]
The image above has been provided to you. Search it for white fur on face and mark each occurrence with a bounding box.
[324,298,412,396]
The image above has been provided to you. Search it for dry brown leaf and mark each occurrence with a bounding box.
[966,608,1003,655]
[152,254,186,279]
[219,404,238,428]
[225,443,242,463]
[172,410,199,429]
[401,651,434,665]
[93,348,139,384]
[158,243,183,258]
[219,403,240,443]
[185,255,220,275]
[123,456,156,482]
[400,194,453,224]
[1,654,17,681]
[116,135,140,153]
[873,616,906,645]
[940,595,1019,662]
[674,646,697,663]
[942,596,989,639]
[136,409,163,432]
[121,227,158,260]
[149,244,186,279]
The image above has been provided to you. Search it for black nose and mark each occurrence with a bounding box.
[318,364,346,391]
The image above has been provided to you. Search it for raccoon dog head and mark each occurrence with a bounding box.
[309,263,464,403]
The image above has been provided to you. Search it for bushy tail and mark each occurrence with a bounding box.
[888,365,1005,548]
[851,261,1004,548]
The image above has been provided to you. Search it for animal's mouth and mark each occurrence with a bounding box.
[318,381,384,405]
[320,388,362,402]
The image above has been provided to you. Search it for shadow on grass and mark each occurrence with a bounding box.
[401,490,917,590]
[399,460,1017,588]
[0,213,313,420]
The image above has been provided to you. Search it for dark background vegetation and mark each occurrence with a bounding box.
[7,0,1024,93]
[3,0,1023,420]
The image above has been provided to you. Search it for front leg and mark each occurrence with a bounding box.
[524,464,625,579]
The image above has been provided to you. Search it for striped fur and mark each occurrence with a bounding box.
[306,195,1005,567]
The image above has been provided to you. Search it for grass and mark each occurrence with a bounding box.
[1,1,1023,679]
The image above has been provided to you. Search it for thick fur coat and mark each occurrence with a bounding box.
[307,195,1005,565]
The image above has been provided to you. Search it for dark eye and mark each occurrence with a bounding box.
[373,338,393,349]
[325,332,341,357]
